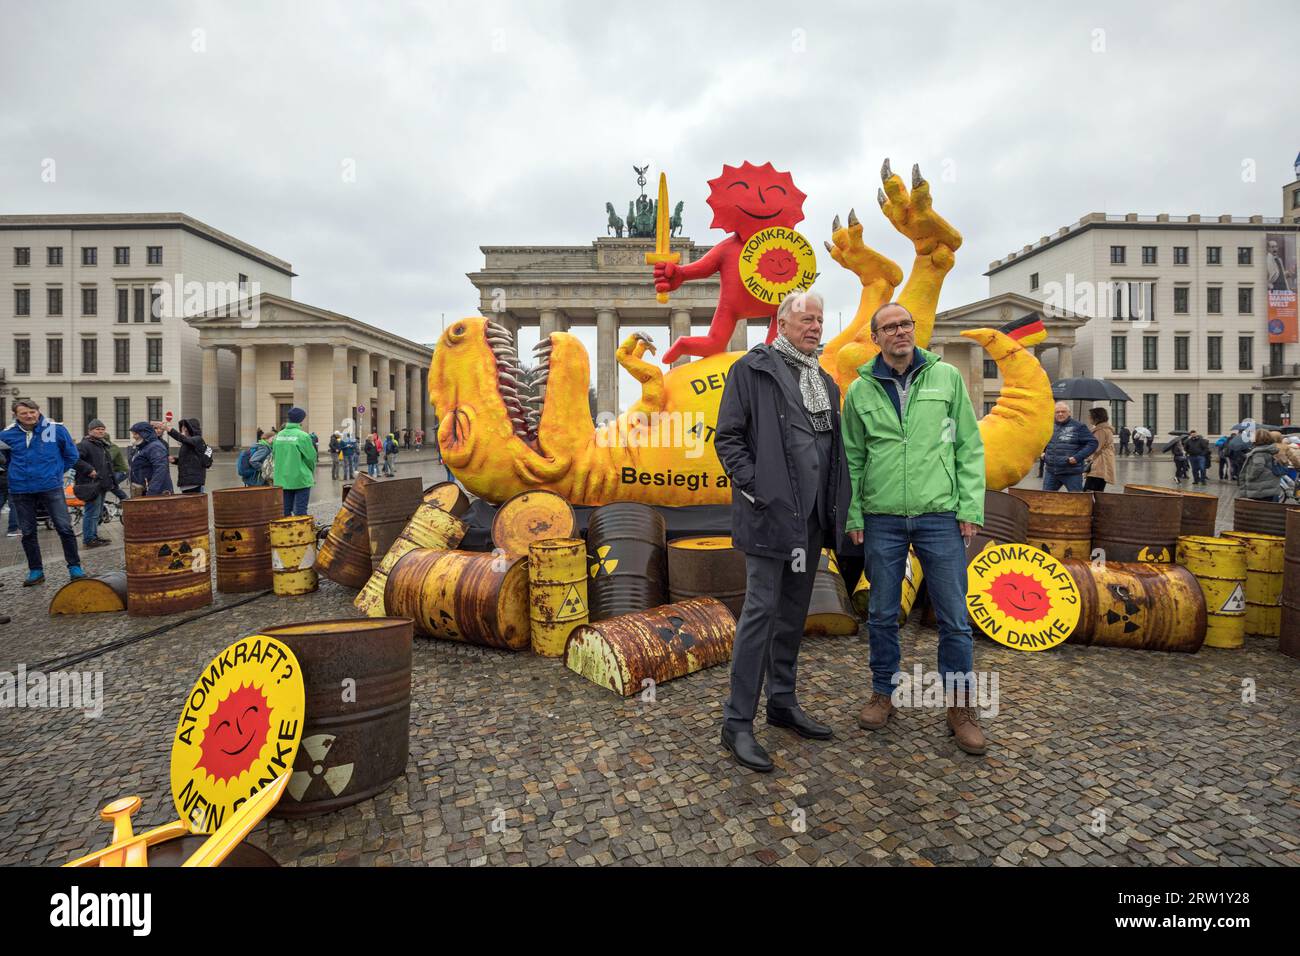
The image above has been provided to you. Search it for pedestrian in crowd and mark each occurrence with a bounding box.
[842,302,987,755]
[1133,425,1152,456]
[237,428,274,487]
[167,418,211,494]
[128,421,175,496]
[1226,429,1249,479]
[1118,424,1131,456]
[1169,435,1190,485]
[383,432,399,476]
[1216,433,1232,480]
[274,408,317,516]
[414,428,423,451]
[1,399,86,586]
[328,431,342,480]
[342,432,358,480]
[74,420,117,548]
[0,436,17,537]
[1185,429,1210,486]
[1084,407,1115,492]
[403,428,411,450]
[364,433,380,476]
[1237,430,1284,501]
[714,289,849,772]
[1042,402,1098,492]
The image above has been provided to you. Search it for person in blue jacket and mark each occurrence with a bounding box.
[0,399,85,586]
[1042,401,1099,492]
[127,421,175,496]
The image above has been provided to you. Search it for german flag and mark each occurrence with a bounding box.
[999,313,1047,348]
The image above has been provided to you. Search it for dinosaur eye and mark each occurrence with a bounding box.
[448,323,467,344]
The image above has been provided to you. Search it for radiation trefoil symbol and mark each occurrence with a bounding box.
[1220,584,1246,613]
[559,585,587,619]
[286,734,354,802]
[652,615,695,649]
[589,545,618,578]
[1104,584,1142,634]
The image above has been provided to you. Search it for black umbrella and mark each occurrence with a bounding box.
[1051,377,1132,402]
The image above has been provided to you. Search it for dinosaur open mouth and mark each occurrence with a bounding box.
[485,318,549,450]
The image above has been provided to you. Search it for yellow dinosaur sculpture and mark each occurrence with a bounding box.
[432,161,1053,507]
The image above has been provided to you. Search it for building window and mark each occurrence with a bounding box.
[1206,246,1221,265]
[1174,246,1189,265]
[1110,245,1126,264]
[280,361,294,380]
[147,337,162,374]
[14,288,30,316]
[114,338,130,374]
[47,396,63,423]
[1112,281,1155,321]
[15,338,30,374]
[1174,394,1189,432]
[114,247,130,266]
[1207,335,1222,371]
[238,273,249,295]
[1174,286,1189,314]
[983,358,998,379]
[147,246,162,266]
[82,287,97,316]
[1174,335,1189,371]
[1239,335,1254,371]
[1111,335,1127,371]
[1029,272,1039,291]
[113,397,130,438]
[116,287,128,324]
[1239,393,1253,423]
[983,401,995,416]
[147,397,162,422]
[1238,287,1253,314]
[47,338,62,374]
[133,288,144,323]
[47,247,63,266]
[14,247,30,266]
[389,374,396,391]
[1207,394,1221,435]
[1238,246,1253,266]
[82,337,97,374]
[1142,246,1157,265]
[1110,400,1127,429]
[372,370,378,387]
[1143,394,1158,432]
[351,365,357,384]
[1207,287,1222,314]
[1142,335,1158,370]
[47,287,63,316]
[82,247,97,266]
[82,396,98,429]
[150,288,162,322]
[1269,342,1284,373]
[1294,188,1300,209]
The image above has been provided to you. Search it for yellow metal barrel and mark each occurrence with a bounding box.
[805,550,857,636]
[528,538,589,657]
[1060,558,1206,652]
[852,549,924,624]
[317,473,373,588]
[667,536,746,618]
[270,516,319,596]
[492,490,577,561]
[1007,488,1093,559]
[211,485,280,593]
[384,548,530,650]
[122,495,213,616]
[355,503,467,617]
[1176,535,1246,649]
[1222,531,1284,638]
[49,572,128,615]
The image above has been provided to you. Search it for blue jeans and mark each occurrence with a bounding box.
[367,462,378,477]
[1042,471,1084,492]
[864,512,974,697]
[82,493,103,544]
[344,457,356,479]
[1189,455,1207,483]
[13,488,81,572]
[282,487,311,517]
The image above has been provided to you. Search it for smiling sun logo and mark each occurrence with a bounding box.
[737,226,817,306]
[197,683,271,783]
[966,544,1081,652]
[986,571,1051,624]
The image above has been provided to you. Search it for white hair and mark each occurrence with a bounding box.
[776,289,824,325]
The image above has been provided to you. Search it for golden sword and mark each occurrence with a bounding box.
[644,172,680,304]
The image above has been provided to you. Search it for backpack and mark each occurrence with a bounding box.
[260,449,276,483]
[201,442,214,469]
[236,447,255,480]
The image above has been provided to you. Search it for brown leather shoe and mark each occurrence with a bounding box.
[857,692,895,730]
[947,705,988,755]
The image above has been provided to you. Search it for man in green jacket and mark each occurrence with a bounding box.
[273,408,317,516]
[842,303,988,755]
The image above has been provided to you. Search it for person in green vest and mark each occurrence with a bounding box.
[273,407,317,516]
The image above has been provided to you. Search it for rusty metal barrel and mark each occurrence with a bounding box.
[667,536,746,618]
[211,486,279,593]
[385,548,530,650]
[1233,497,1292,537]
[586,502,668,621]
[1222,531,1284,638]
[1008,488,1093,559]
[528,538,589,657]
[423,480,470,517]
[563,597,735,696]
[983,491,1029,545]
[492,490,577,560]
[1060,558,1206,652]
[1124,484,1218,538]
[261,618,413,818]
[1176,536,1247,648]
[364,477,424,570]
[269,516,318,595]
[1281,508,1300,660]
[1091,491,1181,562]
[49,572,128,615]
[317,473,374,588]
[122,494,212,616]
[853,549,924,623]
[355,504,467,617]
[804,550,858,636]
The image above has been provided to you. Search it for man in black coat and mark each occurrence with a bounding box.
[167,418,210,494]
[74,420,117,548]
[714,289,850,772]
[1185,430,1211,485]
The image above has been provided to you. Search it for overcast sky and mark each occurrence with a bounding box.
[3,1,1297,403]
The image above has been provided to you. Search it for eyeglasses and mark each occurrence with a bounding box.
[875,320,915,336]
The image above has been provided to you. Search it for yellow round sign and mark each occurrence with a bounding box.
[736,226,817,305]
[170,634,305,833]
[966,543,1081,651]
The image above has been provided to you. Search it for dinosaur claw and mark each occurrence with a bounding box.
[912,163,923,189]
[881,158,891,182]
[877,188,887,207]
[824,240,834,254]
[832,214,841,232]
[847,208,859,227]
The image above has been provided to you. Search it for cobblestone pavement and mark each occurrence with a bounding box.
[1,461,1297,867]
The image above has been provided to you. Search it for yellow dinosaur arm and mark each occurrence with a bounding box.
[962,327,1054,492]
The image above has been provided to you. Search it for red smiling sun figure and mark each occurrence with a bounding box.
[757,247,799,284]
[196,683,271,783]
[656,161,809,364]
[987,571,1052,624]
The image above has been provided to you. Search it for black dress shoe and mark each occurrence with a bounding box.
[721,725,774,772]
[766,705,834,740]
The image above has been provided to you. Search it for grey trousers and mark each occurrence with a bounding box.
[723,515,822,731]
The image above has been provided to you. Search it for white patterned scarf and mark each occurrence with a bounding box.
[771,334,832,431]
